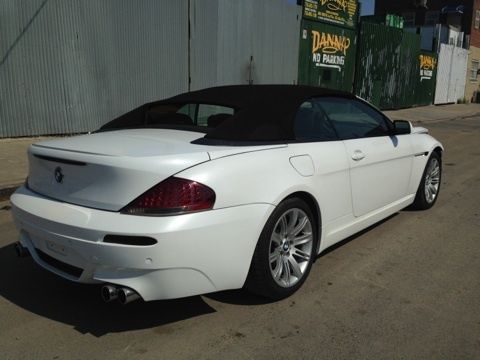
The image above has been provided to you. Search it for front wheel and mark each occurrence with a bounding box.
[411,151,442,210]
[246,197,317,300]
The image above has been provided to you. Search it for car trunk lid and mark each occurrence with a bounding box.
[27,129,212,211]
[27,128,287,211]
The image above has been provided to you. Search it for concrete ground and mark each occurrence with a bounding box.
[384,102,480,122]
[0,110,479,359]
[0,137,53,189]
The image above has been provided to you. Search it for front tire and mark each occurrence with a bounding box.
[246,197,317,300]
[411,151,442,210]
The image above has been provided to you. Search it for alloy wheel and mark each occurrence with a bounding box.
[269,208,313,288]
[424,158,440,204]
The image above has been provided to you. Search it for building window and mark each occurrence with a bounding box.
[471,60,479,81]
[475,10,480,29]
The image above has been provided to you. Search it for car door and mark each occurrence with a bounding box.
[316,97,414,218]
[290,100,352,227]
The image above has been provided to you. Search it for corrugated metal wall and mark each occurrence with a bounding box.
[1,0,189,137]
[1,0,302,138]
[190,0,301,90]
[434,44,468,104]
[354,22,421,110]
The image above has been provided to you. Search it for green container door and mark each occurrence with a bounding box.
[298,20,356,92]
[416,51,438,106]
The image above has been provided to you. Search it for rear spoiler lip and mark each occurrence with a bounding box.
[33,154,87,166]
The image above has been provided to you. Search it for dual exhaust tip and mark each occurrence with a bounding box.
[101,285,141,305]
[14,242,140,305]
[14,242,30,258]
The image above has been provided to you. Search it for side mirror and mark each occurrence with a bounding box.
[392,120,411,135]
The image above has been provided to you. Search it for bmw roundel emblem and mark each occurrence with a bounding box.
[54,167,64,183]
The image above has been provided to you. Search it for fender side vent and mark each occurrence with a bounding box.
[103,235,157,246]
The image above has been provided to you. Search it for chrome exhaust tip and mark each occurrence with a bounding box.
[118,287,141,305]
[14,242,30,258]
[101,285,119,303]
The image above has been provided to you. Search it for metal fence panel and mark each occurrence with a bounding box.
[1,0,189,137]
[2,0,301,137]
[191,0,301,90]
[354,22,421,109]
[434,44,468,104]
[249,0,301,85]
[189,0,219,90]
[355,22,420,109]
[397,31,422,109]
[298,20,357,92]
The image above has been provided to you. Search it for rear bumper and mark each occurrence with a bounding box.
[10,186,274,301]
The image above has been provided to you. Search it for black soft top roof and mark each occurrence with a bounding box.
[102,85,355,142]
[162,85,354,142]
[163,85,352,109]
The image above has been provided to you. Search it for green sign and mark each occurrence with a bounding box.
[303,0,358,29]
[386,14,404,29]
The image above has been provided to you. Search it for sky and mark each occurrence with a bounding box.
[359,0,375,16]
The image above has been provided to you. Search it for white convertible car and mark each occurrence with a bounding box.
[11,85,443,304]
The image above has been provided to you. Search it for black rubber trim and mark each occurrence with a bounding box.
[36,249,83,278]
[34,154,87,166]
[103,235,157,246]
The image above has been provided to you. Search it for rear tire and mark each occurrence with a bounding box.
[411,151,442,210]
[246,197,317,300]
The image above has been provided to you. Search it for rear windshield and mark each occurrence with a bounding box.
[99,102,235,133]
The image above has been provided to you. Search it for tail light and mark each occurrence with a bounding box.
[121,177,215,215]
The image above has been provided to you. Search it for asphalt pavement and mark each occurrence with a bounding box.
[0,112,479,359]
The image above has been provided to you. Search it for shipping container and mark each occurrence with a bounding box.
[298,20,357,92]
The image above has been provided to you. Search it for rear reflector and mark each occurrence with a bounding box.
[103,235,157,246]
[121,177,215,215]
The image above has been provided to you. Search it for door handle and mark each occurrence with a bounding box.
[351,150,365,161]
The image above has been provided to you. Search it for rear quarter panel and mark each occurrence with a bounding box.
[176,143,353,247]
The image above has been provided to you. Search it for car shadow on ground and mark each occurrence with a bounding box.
[0,213,399,335]
[0,243,216,337]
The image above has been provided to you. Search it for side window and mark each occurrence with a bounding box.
[146,104,194,126]
[294,100,338,142]
[197,105,234,127]
[177,104,234,127]
[177,104,196,120]
[316,97,392,140]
